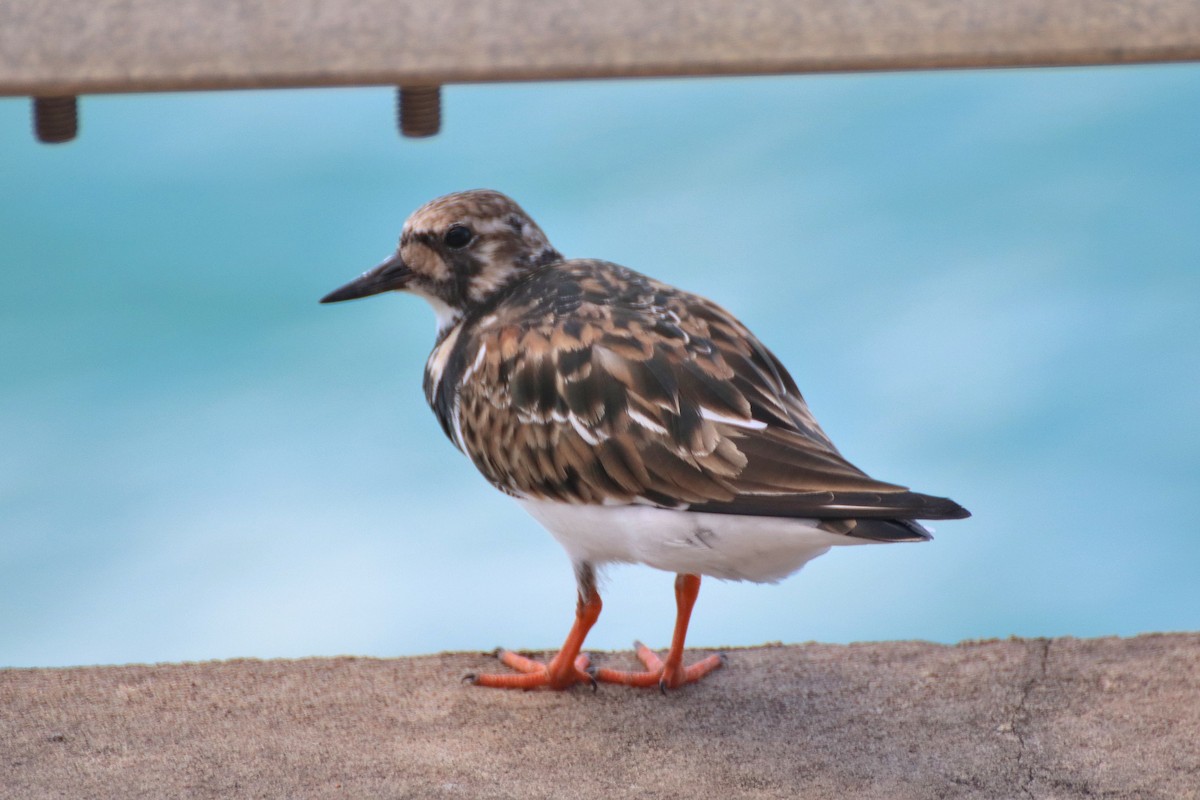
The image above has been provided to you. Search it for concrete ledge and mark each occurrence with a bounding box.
[3,634,1198,798]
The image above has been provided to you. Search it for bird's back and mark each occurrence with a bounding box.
[424,258,968,537]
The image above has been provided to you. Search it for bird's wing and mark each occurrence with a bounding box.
[450,260,968,523]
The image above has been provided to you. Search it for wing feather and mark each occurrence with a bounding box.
[448,260,969,522]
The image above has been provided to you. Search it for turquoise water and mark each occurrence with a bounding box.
[2,66,1198,668]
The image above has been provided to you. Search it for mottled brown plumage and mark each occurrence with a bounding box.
[427,257,966,534]
[322,189,969,691]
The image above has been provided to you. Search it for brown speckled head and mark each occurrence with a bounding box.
[320,189,562,332]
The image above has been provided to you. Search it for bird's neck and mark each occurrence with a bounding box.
[425,294,464,341]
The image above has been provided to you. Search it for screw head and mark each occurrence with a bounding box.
[33,96,78,144]
[397,86,441,138]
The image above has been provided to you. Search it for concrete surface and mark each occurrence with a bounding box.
[2,634,1198,799]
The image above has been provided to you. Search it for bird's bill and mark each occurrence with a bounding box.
[320,252,411,304]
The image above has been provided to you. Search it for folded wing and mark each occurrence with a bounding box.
[450,261,970,532]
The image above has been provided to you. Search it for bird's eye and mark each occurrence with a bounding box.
[444,225,473,249]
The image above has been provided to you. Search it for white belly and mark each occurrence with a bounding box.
[516,498,876,584]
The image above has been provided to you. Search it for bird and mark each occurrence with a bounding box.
[320,189,969,691]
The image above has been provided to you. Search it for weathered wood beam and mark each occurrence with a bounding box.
[2,0,1199,97]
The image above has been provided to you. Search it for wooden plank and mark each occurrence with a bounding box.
[2,0,1199,96]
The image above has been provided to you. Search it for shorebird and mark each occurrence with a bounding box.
[321,189,969,691]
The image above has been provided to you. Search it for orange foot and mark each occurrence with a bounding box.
[465,586,602,691]
[463,571,722,693]
[595,573,725,692]
[594,640,725,692]
[465,649,596,691]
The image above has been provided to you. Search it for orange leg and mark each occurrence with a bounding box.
[594,573,725,691]
[466,574,601,691]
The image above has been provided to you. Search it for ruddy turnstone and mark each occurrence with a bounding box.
[321,189,969,691]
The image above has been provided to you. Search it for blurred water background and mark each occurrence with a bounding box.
[2,65,1198,668]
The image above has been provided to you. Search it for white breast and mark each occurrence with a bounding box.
[516,498,876,584]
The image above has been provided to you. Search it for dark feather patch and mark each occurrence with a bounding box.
[641,350,680,406]
[563,374,604,422]
[678,359,751,419]
[533,358,558,416]
[692,491,970,521]
[435,258,969,526]
[557,345,591,376]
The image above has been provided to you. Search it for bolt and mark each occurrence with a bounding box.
[396,86,441,138]
[33,96,79,144]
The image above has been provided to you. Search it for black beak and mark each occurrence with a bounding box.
[320,252,411,304]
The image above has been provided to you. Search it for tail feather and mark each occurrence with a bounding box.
[844,518,934,543]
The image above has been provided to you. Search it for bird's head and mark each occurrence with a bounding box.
[320,189,562,332]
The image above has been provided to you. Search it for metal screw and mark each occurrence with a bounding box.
[33,96,79,144]
[396,86,441,138]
